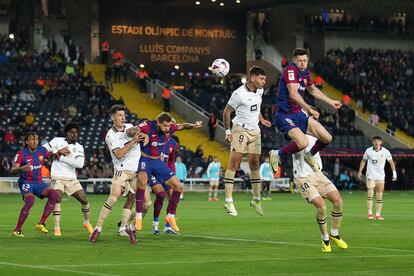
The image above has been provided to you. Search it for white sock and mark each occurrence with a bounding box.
[153,221,159,226]
[225,198,233,203]
[321,233,329,241]
[168,213,175,218]
[136,212,142,219]
[368,210,372,215]
[253,196,261,201]
[331,228,339,236]
[118,226,126,232]
[95,226,102,232]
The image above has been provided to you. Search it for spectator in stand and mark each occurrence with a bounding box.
[65,62,75,75]
[121,62,129,83]
[1,156,10,176]
[47,36,57,54]
[399,168,411,190]
[137,68,149,92]
[370,111,379,126]
[386,121,395,136]
[78,53,85,74]
[112,50,122,61]
[104,66,113,91]
[195,145,203,158]
[314,75,325,90]
[175,156,187,200]
[208,112,218,141]
[68,39,77,62]
[342,94,350,106]
[24,111,35,127]
[113,58,122,83]
[281,55,288,69]
[161,85,171,112]
[100,40,110,64]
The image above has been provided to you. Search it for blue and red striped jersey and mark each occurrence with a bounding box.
[138,120,178,157]
[14,146,49,184]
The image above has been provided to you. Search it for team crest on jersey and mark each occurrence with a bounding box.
[141,162,146,170]
[250,104,257,111]
[39,155,44,162]
[288,70,295,81]
[151,142,158,147]
[285,118,296,126]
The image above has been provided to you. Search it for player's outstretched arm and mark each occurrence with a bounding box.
[176,121,203,131]
[59,154,85,169]
[357,159,367,180]
[306,84,342,110]
[112,133,147,159]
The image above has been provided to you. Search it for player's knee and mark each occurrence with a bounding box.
[108,195,118,205]
[324,133,333,144]
[156,191,166,200]
[333,198,343,211]
[297,139,309,150]
[24,195,35,208]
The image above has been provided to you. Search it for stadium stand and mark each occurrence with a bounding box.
[314,48,414,137]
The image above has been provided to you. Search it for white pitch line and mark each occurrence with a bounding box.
[0,261,118,276]
[39,254,414,268]
[184,234,414,253]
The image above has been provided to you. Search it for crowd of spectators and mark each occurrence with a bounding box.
[306,14,406,34]
[315,48,414,137]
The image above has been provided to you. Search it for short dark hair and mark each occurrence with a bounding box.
[249,66,266,76]
[157,112,173,123]
[109,104,126,115]
[292,48,309,57]
[64,122,80,134]
[372,135,382,141]
[24,132,37,143]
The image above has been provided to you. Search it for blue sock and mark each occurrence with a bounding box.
[153,217,159,222]
[166,222,171,228]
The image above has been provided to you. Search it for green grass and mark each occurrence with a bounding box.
[0,191,414,275]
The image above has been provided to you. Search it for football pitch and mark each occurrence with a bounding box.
[0,191,413,275]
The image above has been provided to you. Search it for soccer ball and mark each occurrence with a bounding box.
[211,58,230,77]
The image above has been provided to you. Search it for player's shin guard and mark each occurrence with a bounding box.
[120,208,132,230]
[40,190,58,224]
[331,200,343,236]
[367,188,374,214]
[224,169,236,202]
[135,188,146,218]
[309,140,329,156]
[96,195,118,230]
[376,192,383,216]
[81,203,91,224]
[53,203,61,229]
[15,196,35,231]
[154,191,166,219]
[167,191,181,216]
[213,186,218,198]
[208,186,213,198]
[316,204,328,240]
[250,170,261,201]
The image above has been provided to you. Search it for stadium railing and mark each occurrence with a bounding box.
[0,177,290,193]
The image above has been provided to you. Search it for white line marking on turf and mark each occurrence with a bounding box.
[184,234,414,253]
[37,254,414,268]
[0,262,118,276]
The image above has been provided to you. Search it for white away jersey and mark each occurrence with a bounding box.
[44,137,85,178]
[363,146,392,181]
[105,123,141,172]
[227,84,263,130]
[292,135,323,178]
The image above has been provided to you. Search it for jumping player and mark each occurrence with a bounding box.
[269,48,342,174]
[126,112,202,235]
[44,122,93,236]
[11,132,59,237]
[222,66,272,217]
[358,136,397,220]
[292,135,348,253]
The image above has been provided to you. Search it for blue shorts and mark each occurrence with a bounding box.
[275,110,309,138]
[148,175,171,192]
[18,181,49,199]
[138,157,175,184]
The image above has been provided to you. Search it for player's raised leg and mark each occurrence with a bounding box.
[305,117,332,170]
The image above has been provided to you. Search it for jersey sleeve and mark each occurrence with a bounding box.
[363,149,369,160]
[385,149,393,161]
[282,65,299,84]
[137,120,151,134]
[227,91,241,109]
[170,123,179,133]
[105,132,123,152]
[41,147,50,158]
[13,150,24,165]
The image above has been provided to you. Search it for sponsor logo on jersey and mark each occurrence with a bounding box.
[250,104,258,111]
